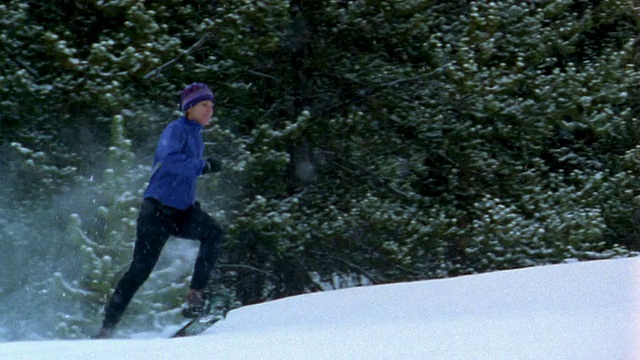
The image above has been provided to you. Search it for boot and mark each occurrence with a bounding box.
[182,289,210,318]
[92,326,113,339]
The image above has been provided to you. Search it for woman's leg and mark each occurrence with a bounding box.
[101,199,171,330]
[178,204,224,290]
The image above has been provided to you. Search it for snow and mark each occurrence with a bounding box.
[1,257,639,359]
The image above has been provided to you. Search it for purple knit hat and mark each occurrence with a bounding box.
[180,83,214,112]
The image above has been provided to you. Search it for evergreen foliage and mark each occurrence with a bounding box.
[1,0,639,339]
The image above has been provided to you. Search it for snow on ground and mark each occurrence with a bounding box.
[1,257,639,360]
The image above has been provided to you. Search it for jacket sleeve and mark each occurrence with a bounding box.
[155,124,205,175]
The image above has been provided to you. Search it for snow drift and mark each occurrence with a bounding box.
[1,257,638,359]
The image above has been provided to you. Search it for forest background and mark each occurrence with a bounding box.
[1,0,640,340]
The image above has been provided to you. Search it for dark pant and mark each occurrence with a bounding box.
[102,198,223,329]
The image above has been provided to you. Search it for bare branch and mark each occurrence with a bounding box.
[143,33,213,80]
[218,263,282,282]
[14,57,40,78]
[246,69,280,83]
[318,61,454,115]
[318,150,416,201]
[309,250,382,284]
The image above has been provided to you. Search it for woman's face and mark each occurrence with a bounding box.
[187,100,214,126]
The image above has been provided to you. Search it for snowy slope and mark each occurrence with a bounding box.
[1,257,638,360]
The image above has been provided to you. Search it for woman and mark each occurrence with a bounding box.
[95,83,224,339]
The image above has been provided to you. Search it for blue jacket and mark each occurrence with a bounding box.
[143,117,207,210]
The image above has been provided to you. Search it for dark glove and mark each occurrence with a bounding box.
[202,157,222,174]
